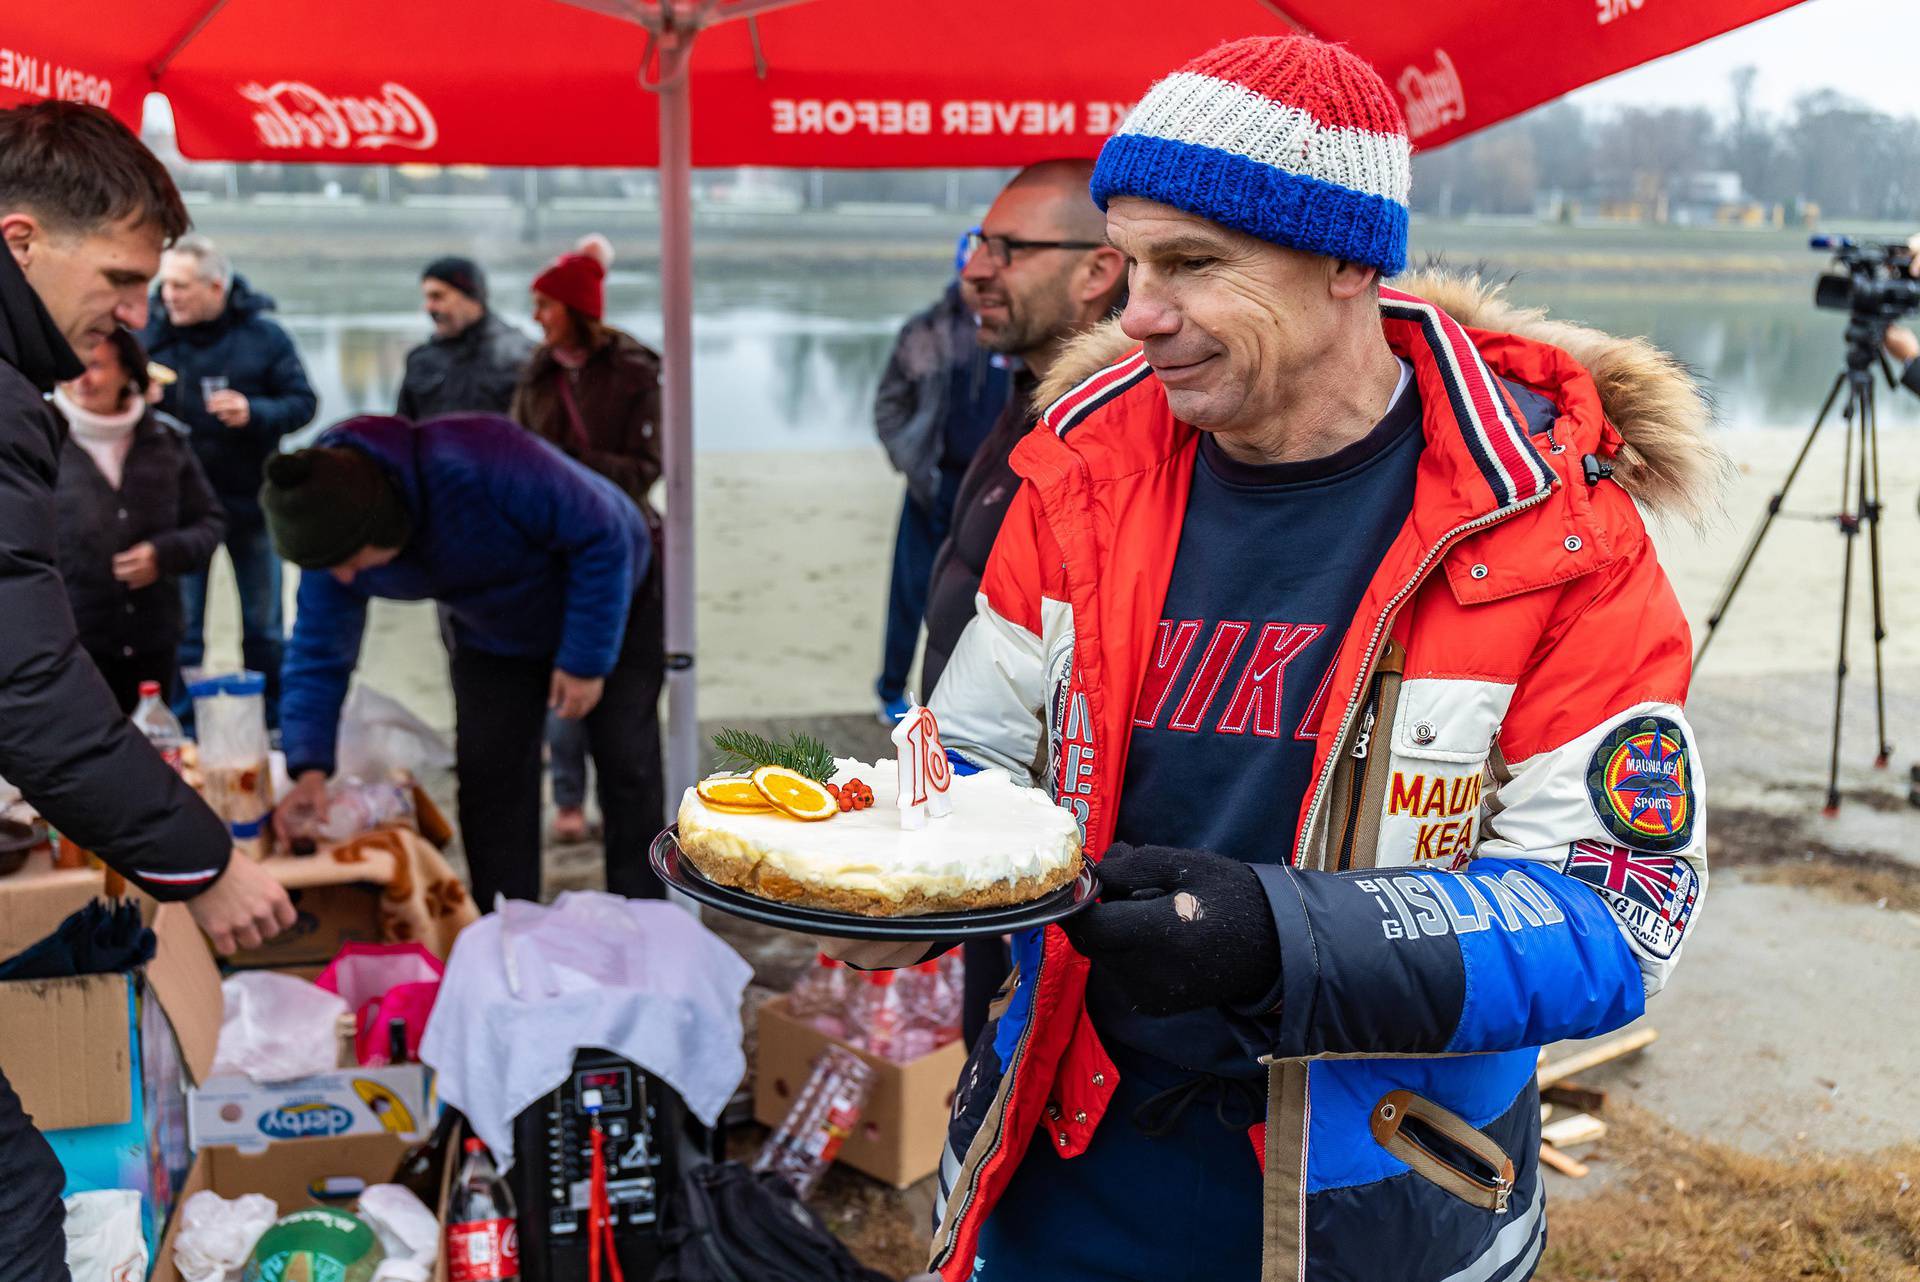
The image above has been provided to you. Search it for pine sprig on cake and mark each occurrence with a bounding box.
[711,728,836,784]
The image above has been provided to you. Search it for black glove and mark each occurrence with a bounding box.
[1061,843,1281,1017]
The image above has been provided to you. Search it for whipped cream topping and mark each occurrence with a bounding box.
[677,758,1081,895]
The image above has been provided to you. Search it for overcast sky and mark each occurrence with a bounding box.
[1567,0,1920,119]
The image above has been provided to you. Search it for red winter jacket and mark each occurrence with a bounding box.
[923,277,1719,1281]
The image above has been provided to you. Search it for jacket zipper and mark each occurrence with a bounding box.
[1294,491,1553,868]
[931,946,1045,1270]
[1334,689,1381,873]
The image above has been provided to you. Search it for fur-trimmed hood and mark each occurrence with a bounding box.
[1033,269,1728,524]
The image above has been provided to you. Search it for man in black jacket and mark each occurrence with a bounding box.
[143,232,317,729]
[397,256,533,420]
[0,101,294,1282]
[920,162,1126,697]
[916,162,1126,1049]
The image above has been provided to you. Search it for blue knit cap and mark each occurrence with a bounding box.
[1092,36,1411,275]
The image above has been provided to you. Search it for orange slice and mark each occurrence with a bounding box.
[697,775,772,811]
[751,765,838,821]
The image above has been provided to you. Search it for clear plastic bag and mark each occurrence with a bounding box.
[337,684,454,781]
[172,1191,278,1282]
[211,971,350,1082]
[63,1190,148,1282]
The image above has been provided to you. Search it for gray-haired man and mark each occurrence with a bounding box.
[141,232,317,727]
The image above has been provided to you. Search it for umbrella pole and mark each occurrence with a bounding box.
[657,30,698,829]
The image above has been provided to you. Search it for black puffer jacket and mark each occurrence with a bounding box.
[141,275,318,524]
[397,311,534,421]
[53,406,224,662]
[0,249,230,898]
[921,369,1036,696]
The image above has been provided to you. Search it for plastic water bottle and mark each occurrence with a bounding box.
[753,1045,875,1200]
[131,681,186,773]
[789,953,851,1038]
[848,969,912,1061]
[446,1138,519,1282]
[320,779,416,841]
[911,958,963,1049]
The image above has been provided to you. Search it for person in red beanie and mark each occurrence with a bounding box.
[511,234,664,851]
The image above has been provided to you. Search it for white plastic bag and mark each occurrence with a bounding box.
[211,971,349,1082]
[357,1185,440,1267]
[63,1190,147,1282]
[336,685,454,781]
[170,1191,278,1282]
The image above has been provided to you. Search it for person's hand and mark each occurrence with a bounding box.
[273,769,330,845]
[186,853,297,954]
[1884,325,1919,365]
[111,542,160,589]
[1060,843,1280,1017]
[813,936,938,970]
[207,389,251,427]
[145,381,165,406]
[549,669,605,719]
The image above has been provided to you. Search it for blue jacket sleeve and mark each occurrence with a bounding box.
[1238,857,1645,1060]
[279,569,370,777]
[244,324,318,442]
[486,438,645,678]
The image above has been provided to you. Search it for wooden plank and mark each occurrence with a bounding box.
[1538,1141,1589,1178]
[1538,1027,1658,1088]
[1541,1082,1608,1114]
[1541,1113,1607,1148]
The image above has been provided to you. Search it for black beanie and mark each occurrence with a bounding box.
[421,256,486,305]
[259,446,412,570]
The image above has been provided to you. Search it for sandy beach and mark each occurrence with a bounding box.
[194,424,1920,729]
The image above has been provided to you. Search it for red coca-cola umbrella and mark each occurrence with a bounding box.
[4,0,1805,803]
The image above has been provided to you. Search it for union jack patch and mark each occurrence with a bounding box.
[1563,839,1699,960]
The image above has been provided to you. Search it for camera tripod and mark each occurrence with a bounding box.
[1694,314,1897,816]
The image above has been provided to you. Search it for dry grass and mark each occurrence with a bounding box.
[1708,805,1920,912]
[1541,1105,1920,1281]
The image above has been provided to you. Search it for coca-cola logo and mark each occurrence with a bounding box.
[1396,50,1466,141]
[241,79,439,152]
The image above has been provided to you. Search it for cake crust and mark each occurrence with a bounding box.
[676,821,1083,916]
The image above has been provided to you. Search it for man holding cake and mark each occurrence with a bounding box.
[899,35,1716,1282]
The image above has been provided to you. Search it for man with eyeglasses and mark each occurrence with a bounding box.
[917,161,1127,1048]
[920,162,1126,705]
[870,237,1011,724]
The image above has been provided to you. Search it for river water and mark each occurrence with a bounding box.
[210,207,1920,449]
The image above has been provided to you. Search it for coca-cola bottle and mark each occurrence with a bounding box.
[131,681,186,773]
[789,953,851,1038]
[446,1137,519,1282]
[752,1044,875,1200]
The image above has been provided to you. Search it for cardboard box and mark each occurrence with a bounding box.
[0,865,222,1256]
[225,880,384,970]
[753,995,968,1188]
[151,1134,427,1282]
[0,871,221,1127]
[190,1064,433,1152]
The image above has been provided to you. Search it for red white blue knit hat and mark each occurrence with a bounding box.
[1091,35,1411,275]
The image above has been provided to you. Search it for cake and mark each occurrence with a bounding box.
[675,758,1083,917]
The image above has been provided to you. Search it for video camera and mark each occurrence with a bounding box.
[1812,234,1920,320]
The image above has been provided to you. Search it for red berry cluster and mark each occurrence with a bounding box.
[827,779,874,813]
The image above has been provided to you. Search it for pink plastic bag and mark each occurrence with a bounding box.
[315,941,444,1066]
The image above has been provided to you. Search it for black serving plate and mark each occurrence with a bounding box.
[650,825,1097,941]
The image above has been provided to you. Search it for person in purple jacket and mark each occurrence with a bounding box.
[263,413,661,907]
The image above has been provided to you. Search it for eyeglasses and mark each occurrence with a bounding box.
[963,229,1106,268]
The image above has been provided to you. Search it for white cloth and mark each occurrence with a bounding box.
[51,387,141,489]
[419,892,752,1171]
